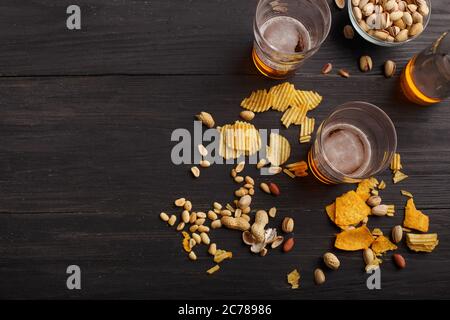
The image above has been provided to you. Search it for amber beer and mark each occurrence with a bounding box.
[308,102,397,185]
[252,0,331,79]
[400,31,450,105]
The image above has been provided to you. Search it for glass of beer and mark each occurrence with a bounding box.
[252,0,331,79]
[401,31,450,105]
[308,102,397,184]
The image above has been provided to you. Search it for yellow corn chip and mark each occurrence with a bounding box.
[371,235,398,255]
[406,233,439,252]
[393,170,408,184]
[335,190,371,226]
[390,153,402,172]
[335,225,374,251]
[240,89,272,113]
[356,178,378,201]
[287,269,300,289]
[281,106,307,128]
[403,198,429,232]
[266,132,291,166]
[326,202,336,223]
[269,82,296,111]
[292,90,323,110]
[372,228,383,236]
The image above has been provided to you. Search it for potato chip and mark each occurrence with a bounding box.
[393,170,408,184]
[406,233,439,252]
[240,89,273,113]
[266,132,291,166]
[299,117,315,143]
[287,269,300,289]
[390,153,402,172]
[378,180,386,190]
[269,82,296,111]
[335,225,374,251]
[281,106,307,128]
[356,178,378,201]
[403,198,429,232]
[292,90,323,110]
[371,235,397,255]
[335,190,371,226]
[220,121,261,159]
[387,204,395,214]
[401,190,413,198]
[206,265,220,275]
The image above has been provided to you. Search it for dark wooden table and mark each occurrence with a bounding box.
[0,0,448,299]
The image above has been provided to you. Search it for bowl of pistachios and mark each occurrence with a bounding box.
[348,0,430,47]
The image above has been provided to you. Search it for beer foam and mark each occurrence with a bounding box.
[322,123,372,176]
[260,16,311,53]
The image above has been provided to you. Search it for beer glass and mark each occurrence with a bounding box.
[308,102,397,184]
[252,0,331,79]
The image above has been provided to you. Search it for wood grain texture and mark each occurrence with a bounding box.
[0,0,448,75]
[0,0,449,299]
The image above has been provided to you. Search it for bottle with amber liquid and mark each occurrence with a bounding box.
[401,31,450,105]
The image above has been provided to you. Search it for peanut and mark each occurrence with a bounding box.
[251,210,269,243]
[221,216,250,231]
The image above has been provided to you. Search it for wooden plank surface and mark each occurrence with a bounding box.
[0,0,449,299]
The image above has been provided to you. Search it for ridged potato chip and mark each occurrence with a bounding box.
[390,153,402,172]
[281,106,307,128]
[220,121,261,159]
[393,170,408,184]
[404,198,429,232]
[335,190,371,226]
[335,225,374,251]
[240,89,272,113]
[269,82,296,111]
[266,132,291,166]
[371,235,397,255]
[292,90,323,110]
[406,233,439,252]
[299,117,315,143]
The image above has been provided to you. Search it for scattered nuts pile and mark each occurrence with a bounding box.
[351,0,429,43]
[161,153,301,274]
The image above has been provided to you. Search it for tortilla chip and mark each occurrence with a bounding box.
[326,202,336,223]
[335,190,371,226]
[403,198,429,232]
[335,225,374,251]
[356,178,378,201]
[371,235,398,255]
